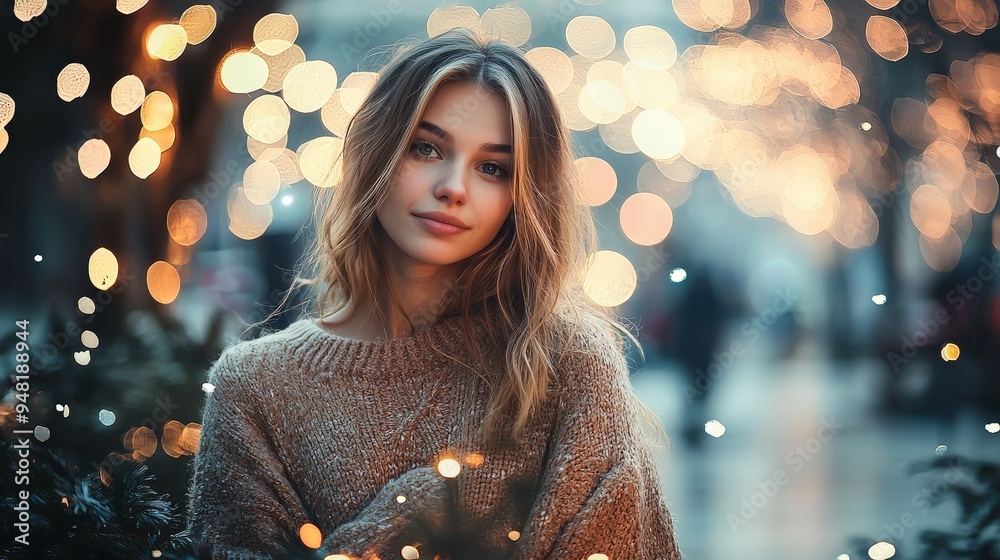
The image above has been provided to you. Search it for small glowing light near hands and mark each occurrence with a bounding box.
[298,523,322,549]
[395,495,406,503]
[868,541,896,560]
[669,268,687,282]
[705,419,726,438]
[81,330,99,349]
[587,554,610,560]
[34,255,42,262]
[860,121,872,132]
[281,194,293,206]
[98,409,116,426]
[941,343,960,361]
[508,530,521,541]
[324,556,351,560]
[986,423,999,433]
[935,445,948,455]
[438,458,462,478]
[78,297,96,314]
[201,382,215,394]
[872,294,887,305]
[836,554,851,560]
[401,545,420,560]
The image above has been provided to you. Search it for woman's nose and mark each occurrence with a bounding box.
[434,163,469,205]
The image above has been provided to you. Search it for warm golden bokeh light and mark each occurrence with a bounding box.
[525,47,574,95]
[180,5,217,45]
[248,134,287,162]
[574,157,617,206]
[228,186,274,240]
[437,458,462,478]
[146,24,188,61]
[785,0,833,40]
[88,247,119,291]
[13,0,46,21]
[179,423,201,455]
[243,161,282,204]
[141,91,174,132]
[427,6,483,38]
[111,75,145,115]
[480,6,531,46]
[566,16,616,59]
[0,128,8,155]
[56,63,90,102]
[866,16,909,61]
[128,137,162,179]
[244,94,291,144]
[401,545,420,560]
[271,148,304,185]
[582,250,637,307]
[911,183,953,239]
[339,72,378,114]
[0,93,13,127]
[624,25,677,71]
[866,0,900,7]
[167,199,208,246]
[282,60,338,113]
[632,108,685,160]
[139,123,176,153]
[942,342,961,361]
[78,139,111,179]
[161,420,185,458]
[130,426,157,459]
[321,91,353,137]
[299,136,344,188]
[298,523,322,549]
[147,261,181,305]
[621,192,674,245]
[220,51,269,94]
[117,0,148,15]
[255,44,306,93]
[254,13,299,56]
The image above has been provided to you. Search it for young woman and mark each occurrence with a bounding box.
[186,29,682,560]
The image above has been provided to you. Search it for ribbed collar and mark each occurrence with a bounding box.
[275,311,489,375]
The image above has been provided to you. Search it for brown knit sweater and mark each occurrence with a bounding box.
[185,310,682,560]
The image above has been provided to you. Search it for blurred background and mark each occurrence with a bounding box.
[1,0,1000,558]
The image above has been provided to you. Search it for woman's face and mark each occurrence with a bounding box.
[376,82,514,268]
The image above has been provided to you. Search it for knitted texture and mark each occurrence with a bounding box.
[185,310,682,560]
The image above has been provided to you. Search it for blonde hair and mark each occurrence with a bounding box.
[280,29,668,450]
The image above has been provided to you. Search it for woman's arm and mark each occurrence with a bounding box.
[186,348,314,559]
[510,331,683,560]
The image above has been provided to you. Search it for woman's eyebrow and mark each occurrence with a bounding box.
[418,120,512,154]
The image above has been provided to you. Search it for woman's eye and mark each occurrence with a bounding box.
[481,162,509,178]
[411,141,438,159]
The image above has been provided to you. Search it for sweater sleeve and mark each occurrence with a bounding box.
[510,329,683,560]
[186,348,313,560]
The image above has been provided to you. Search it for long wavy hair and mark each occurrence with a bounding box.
[282,28,668,450]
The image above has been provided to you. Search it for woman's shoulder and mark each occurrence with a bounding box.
[551,312,631,388]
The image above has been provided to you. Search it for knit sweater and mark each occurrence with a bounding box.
[185,309,683,560]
